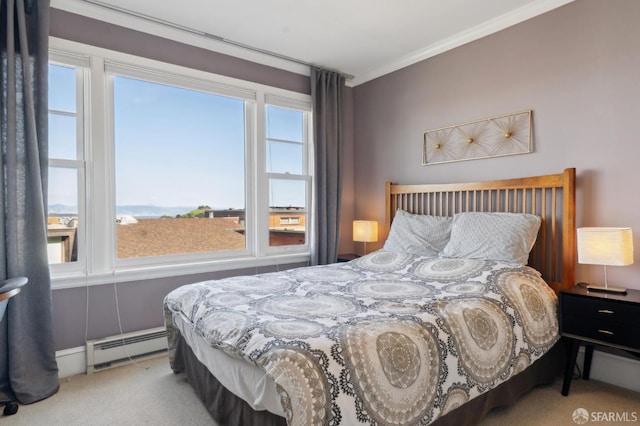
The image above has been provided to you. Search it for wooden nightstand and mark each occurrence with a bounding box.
[337,253,360,262]
[558,285,640,395]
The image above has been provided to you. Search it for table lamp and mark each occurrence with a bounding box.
[577,227,634,294]
[353,220,378,255]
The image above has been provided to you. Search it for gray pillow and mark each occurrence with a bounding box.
[441,212,541,265]
[382,210,452,257]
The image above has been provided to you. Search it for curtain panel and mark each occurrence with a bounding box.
[0,0,59,404]
[310,68,345,265]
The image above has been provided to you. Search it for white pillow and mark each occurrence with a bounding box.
[441,212,541,265]
[382,210,452,257]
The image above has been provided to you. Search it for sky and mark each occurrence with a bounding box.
[48,64,306,212]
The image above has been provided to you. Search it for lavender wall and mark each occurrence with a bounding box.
[49,9,310,94]
[49,10,354,350]
[353,0,640,290]
[51,265,306,350]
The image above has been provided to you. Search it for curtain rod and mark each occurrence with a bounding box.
[80,0,354,80]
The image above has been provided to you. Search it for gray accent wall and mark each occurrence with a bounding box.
[352,0,640,289]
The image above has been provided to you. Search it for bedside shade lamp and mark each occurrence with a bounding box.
[353,220,378,255]
[577,227,634,294]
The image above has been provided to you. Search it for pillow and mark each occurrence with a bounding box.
[440,212,541,265]
[382,210,452,257]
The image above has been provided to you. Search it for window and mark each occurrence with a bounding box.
[279,217,301,225]
[265,104,310,248]
[48,40,312,286]
[47,60,86,272]
[111,75,247,259]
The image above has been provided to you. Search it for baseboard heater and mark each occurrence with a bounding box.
[86,326,168,374]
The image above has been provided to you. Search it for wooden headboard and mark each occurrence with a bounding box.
[385,168,576,292]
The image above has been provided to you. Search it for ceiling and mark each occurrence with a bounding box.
[53,0,574,86]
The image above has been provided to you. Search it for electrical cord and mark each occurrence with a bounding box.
[112,271,150,370]
[573,360,582,380]
[84,273,90,344]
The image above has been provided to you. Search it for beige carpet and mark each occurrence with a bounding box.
[2,355,638,426]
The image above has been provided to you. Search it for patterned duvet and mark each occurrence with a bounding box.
[164,251,559,426]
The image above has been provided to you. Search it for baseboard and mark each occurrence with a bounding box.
[56,343,168,379]
[577,347,640,393]
[56,346,86,379]
[56,342,639,391]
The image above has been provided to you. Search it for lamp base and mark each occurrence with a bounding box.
[586,284,627,295]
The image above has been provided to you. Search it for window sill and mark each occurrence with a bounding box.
[51,253,311,289]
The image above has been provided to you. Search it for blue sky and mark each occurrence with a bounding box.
[48,64,306,211]
[114,76,247,209]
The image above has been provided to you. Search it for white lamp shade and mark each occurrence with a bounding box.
[577,227,634,266]
[353,220,378,243]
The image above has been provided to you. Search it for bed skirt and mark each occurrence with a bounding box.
[433,341,564,425]
[172,335,287,426]
[172,334,563,426]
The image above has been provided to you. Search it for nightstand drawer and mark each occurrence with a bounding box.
[561,294,640,325]
[562,314,640,350]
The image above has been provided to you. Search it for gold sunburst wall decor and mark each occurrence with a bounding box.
[422,110,532,165]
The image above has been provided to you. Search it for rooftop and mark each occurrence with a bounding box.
[117,217,244,258]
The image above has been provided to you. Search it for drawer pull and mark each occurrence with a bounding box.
[597,309,614,314]
[597,329,614,336]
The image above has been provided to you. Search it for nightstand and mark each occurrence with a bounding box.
[337,253,359,263]
[558,285,640,396]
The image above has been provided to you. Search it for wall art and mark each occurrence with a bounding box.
[422,110,532,165]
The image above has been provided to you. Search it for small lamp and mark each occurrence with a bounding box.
[577,227,634,294]
[353,220,378,255]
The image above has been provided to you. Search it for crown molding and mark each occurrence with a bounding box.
[52,0,575,88]
[350,0,576,86]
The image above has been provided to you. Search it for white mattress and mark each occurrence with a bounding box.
[173,314,285,417]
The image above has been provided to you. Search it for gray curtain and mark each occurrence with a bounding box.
[310,68,344,265]
[0,0,59,404]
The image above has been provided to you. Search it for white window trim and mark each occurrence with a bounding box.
[260,96,314,257]
[48,58,89,278]
[49,37,312,289]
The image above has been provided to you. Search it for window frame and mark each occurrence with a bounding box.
[47,51,90,277]
[105,64,256,269]
[262,98,313,254]
[49,37,313,289]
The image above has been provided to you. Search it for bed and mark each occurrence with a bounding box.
[164,168,576,426]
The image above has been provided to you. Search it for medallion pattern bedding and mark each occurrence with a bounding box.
[164,251,559,426]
